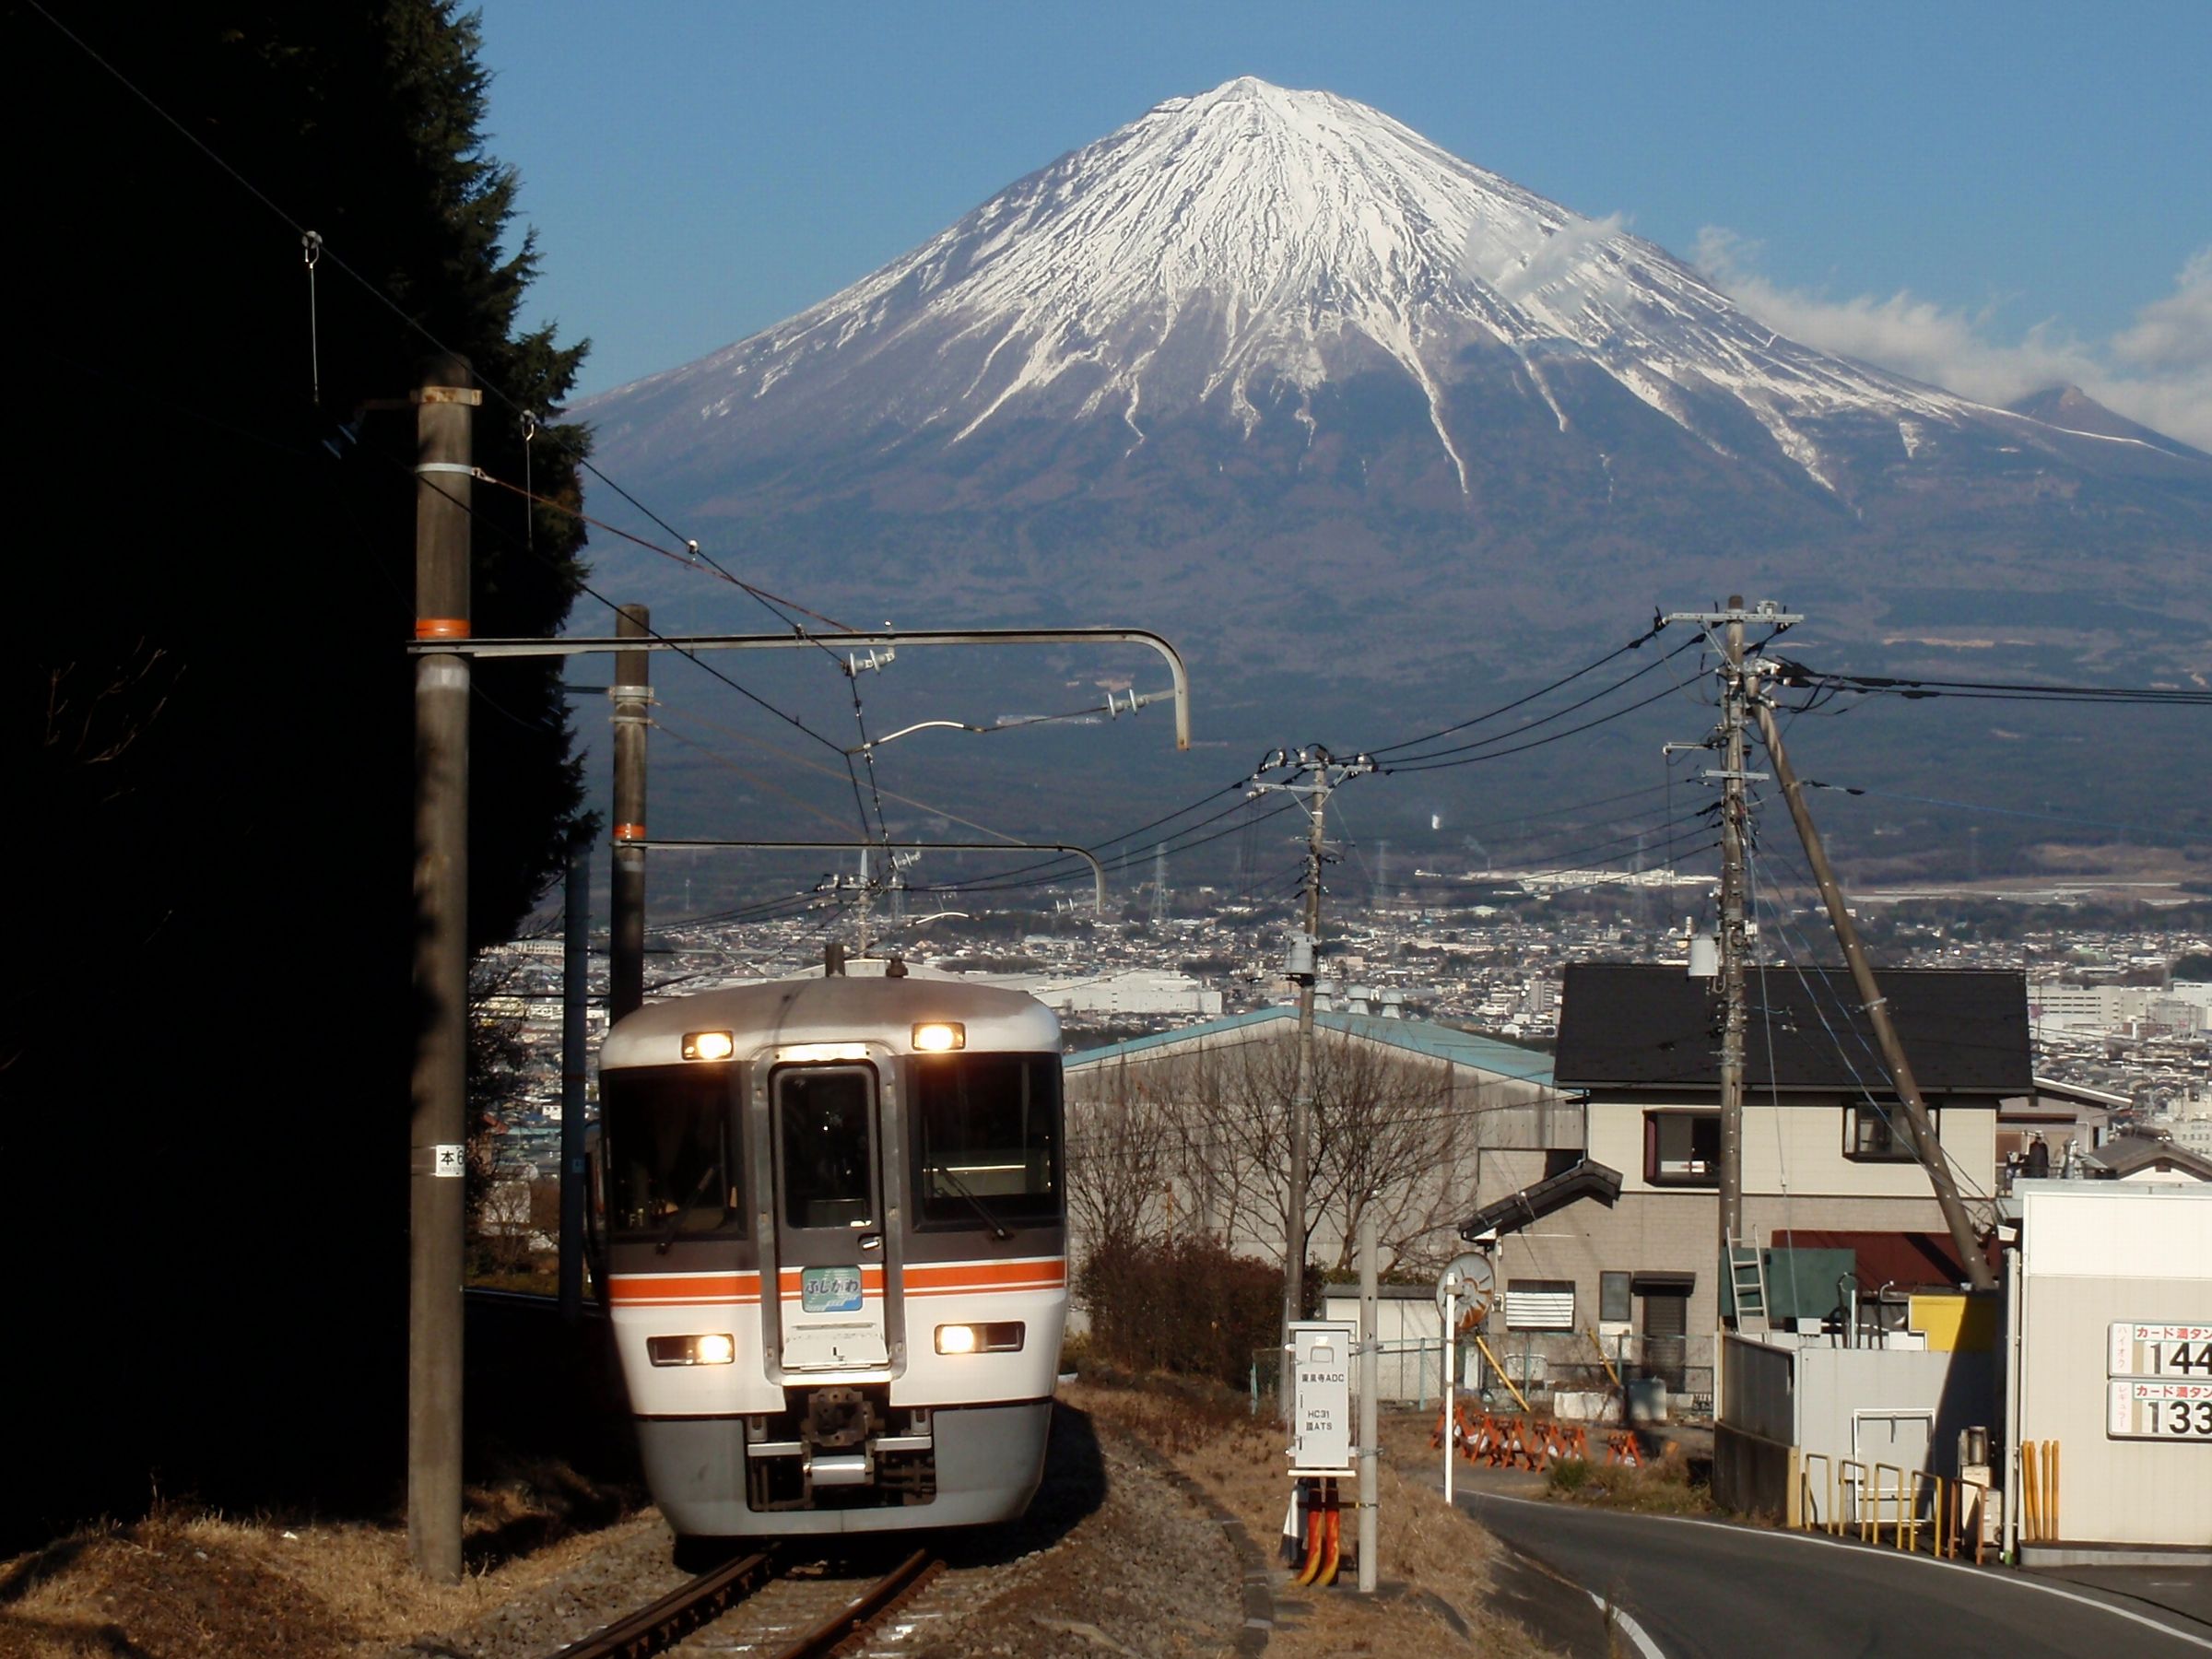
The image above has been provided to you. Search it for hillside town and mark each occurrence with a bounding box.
[477,865,2212,1181]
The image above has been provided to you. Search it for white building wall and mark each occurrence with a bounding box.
[2015,1182,2212,1548]
[1587,1095,1995,1199]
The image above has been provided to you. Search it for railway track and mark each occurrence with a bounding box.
[546,1546,943,1659]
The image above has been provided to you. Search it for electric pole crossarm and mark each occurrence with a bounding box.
[638,838,1111,916]
[1750,698,1997,1292]
[407,627,1194,751]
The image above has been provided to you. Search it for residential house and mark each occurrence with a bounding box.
[1463,964,2028,1409]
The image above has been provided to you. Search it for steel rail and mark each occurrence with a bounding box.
[770,1549,944,1659]
[544,1547,778,1659]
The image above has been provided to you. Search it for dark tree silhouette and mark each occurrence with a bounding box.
[6,1,592,1542]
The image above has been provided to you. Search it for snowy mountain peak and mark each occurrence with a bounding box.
[594,79,2021,495]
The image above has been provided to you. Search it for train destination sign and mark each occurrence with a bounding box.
[2108,1379,2212,1441]
[2107,1322,2212,1379]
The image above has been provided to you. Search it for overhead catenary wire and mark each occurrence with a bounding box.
[28,0,886,681]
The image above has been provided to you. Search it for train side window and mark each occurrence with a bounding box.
[599,1065,744,1238]
[777,1066,877,1230]
[912,1053,1064,1229]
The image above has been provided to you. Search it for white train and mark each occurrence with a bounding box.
[596,971,1067,1541]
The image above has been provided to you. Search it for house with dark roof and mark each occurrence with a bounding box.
[2077,1130,2212,1182]
[1482,964,2030,1407]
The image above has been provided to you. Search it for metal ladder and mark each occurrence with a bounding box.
[1726,1236,1770,1333]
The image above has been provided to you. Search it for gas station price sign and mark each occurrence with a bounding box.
[2108,1322,2212,1379]
[2108,1379,2212,1441]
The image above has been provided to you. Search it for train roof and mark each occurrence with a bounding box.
[601,974,1060,1070]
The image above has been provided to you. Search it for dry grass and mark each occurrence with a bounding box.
[1065,1380,1565,1659]
[0,1464,648,1659]
[1545,1452,1715,1515]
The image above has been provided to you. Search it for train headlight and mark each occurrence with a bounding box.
[912,1021,965,1053]
[935,1322,1024,1355]
[648,1333,737,1366]
[682,1030,735,1061]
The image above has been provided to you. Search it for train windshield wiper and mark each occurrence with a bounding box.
[931,1162,1012,1241]
[655,1163,721,1255]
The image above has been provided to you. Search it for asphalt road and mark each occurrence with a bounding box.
[1456,1488,2212,1659]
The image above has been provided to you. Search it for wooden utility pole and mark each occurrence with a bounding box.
[609,605,651,1023]
[1665,597,1799,1321]
[1751,700,1997,1292]
[1250,747,1374,1382]
[559,838,589,1320]
[1717,602,1749,1265]
[408,353,477,1583]
[1287,787,1326,1347]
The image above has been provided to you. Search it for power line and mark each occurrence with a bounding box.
[1794,781,2208,843]
[1772,661,2212,707]
[1382,636,1704,769]
[1372,616,1671,754]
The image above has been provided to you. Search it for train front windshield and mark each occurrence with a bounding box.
[911,1053,1063,1228]
[601,1065,745,1237]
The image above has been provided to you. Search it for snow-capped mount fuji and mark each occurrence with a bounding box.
[588,76,2128,502]
[580,77,2206,715]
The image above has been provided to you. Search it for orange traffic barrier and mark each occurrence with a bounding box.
[1604,1430,1641,1467]
[1467,1412,1505,1463]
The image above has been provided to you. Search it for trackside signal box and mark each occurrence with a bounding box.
[1288,1321,1356,1475]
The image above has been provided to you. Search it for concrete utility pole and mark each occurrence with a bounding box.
[1752,698,1998,1292]
[608,605,651,1023]
[1665,598,1797,1303]
[1251,747,1375,1372]
[407,352,477,1583]
[559,838,589,1320]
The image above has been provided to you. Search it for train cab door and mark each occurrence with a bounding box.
[770,1064,890,1371]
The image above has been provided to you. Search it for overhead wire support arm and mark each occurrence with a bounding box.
[409,627,1194,751]
[637,839,1112,916]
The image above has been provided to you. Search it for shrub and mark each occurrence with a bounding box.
[1075,1235,1284,1389]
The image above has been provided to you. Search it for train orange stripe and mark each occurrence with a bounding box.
[612,1264,1063,1304]
[607,1273,760,1305]
[904,1262,1066,1293]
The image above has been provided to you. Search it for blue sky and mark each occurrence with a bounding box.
[475,0,2210,441]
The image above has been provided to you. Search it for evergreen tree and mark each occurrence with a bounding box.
[6,1,593,1538]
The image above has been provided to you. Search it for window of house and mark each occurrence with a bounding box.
[1505,1278,1576,1330]
[1844,1101,1936,1161]
[1599,1271,1633,1325]
[1644,1111,1720,1185]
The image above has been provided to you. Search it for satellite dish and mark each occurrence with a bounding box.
[1436,1252,1495,1329]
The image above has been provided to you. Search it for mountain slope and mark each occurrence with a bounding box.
[588,77,2204,511]
[571,78,2209,856]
